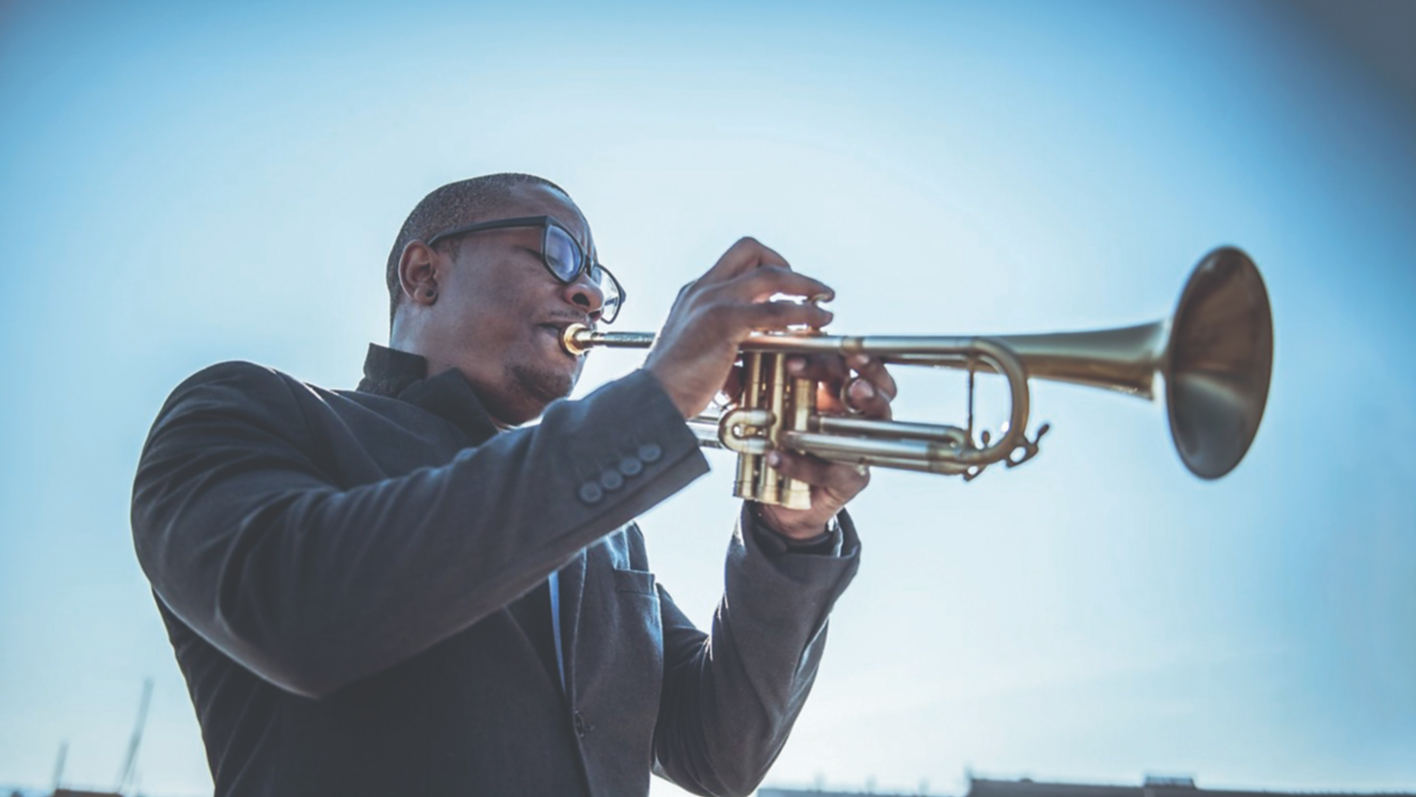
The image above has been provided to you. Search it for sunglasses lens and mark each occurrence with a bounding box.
[543,226,582,282]
[547,224,624,323]
[595,266,623,323]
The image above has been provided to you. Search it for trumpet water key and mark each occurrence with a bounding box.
[562,247,1273,509]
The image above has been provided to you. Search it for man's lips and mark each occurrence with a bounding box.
[537,322,583,358]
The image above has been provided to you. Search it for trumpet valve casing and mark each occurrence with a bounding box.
[724,351,816,510]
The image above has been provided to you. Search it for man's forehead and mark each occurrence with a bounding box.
[502,183,593,248]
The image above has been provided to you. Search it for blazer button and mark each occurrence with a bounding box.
[618,456,643,477]
[637,443,663,463]
[599,470,624,491]
[573,710,591,737]
[578,481,604,504]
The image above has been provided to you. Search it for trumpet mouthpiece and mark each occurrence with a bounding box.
[561,323,592,356]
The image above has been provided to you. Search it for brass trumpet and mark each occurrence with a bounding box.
[563,247,1273,509]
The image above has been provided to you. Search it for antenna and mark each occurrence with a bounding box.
[114,678,154,794]
[51,739,68,793]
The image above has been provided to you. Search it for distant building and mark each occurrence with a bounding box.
[759,781,938,797]
[965,776,1415,797]
[760,775,1417,797]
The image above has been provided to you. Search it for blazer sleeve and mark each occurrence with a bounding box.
[131,361,708,699]
[651,504,861,797]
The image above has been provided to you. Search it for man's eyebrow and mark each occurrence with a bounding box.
[488,226,540,243]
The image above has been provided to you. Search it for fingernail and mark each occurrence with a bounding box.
[786,357,806,375]
[850,354,870,368]
[766,451,781,467]
[853,379,876,399]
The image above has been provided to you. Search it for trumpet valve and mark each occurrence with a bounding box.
[719,408,774,454]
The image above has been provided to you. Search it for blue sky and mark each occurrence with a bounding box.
[0,2,1411,795]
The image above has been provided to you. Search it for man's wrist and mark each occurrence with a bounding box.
[749,504,842,556]
[756,501,837,540]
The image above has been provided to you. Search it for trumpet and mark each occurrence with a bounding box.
[562,247,1273,509]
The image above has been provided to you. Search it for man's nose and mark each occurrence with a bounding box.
[561,274,604,321]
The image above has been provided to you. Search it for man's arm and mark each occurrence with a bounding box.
[652,505,860,797]
[131,361,706,699]
[628,238,892,795]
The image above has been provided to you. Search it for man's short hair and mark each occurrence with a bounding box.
[385,173,568,323]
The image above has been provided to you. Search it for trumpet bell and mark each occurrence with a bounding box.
[1167,246,1273,479]
[988,247,1274,479]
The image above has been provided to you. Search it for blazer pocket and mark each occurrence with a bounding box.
[611,568,657,596]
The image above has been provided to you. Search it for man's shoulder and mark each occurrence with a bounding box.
[157,359,399,433]
[158,360,434,435]
[168,360,375,405]
[161,360,317,413]
[173,359,300,390]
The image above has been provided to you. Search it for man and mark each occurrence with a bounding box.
[132,174,895,796]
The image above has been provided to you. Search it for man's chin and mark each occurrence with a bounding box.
[510,362,577,411]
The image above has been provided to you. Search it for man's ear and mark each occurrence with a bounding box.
[399,241,440,307]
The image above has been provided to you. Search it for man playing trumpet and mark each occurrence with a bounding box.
[131,173,895,796]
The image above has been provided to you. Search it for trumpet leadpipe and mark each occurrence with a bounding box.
[561,327,656,355]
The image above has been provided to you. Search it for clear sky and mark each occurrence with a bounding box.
[0,1,1411,795]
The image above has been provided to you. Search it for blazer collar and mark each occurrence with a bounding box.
[356,343,500,443]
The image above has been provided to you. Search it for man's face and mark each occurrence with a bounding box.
[422,183,603,425]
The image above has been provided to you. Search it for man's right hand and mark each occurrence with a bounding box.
[643,237,835,420]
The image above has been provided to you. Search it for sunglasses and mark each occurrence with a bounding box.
[425,215,625,324]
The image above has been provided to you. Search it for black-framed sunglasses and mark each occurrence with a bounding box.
[425,215,626,324]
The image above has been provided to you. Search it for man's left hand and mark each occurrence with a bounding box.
[756,353,897,540]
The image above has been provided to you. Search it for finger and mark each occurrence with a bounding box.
[766,448,869,497]
[732,300,833,331]
[785,354,849,388]
[720,363,743,402]
[717,264,834,304]
[844,376,893,420]
[704,236,792,282]
[847,354,898,400]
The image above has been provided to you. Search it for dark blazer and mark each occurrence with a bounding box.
[131,345,860,797]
